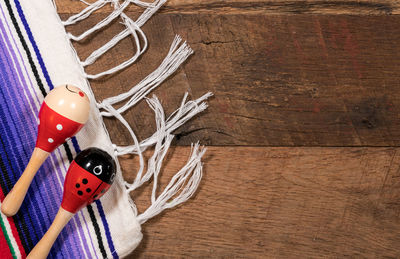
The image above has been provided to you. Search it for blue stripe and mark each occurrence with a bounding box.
[0,70,39,249]
[13,0,118,256]
[95,200,118,259]
[13,0,53,90]
[0,3,80,257]
[1,2,91,257]
[71,137,81,154]
[8,2,83,257]
[72,137,119,258]
[0,42,68,255]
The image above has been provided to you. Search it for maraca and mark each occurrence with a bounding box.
[27,147,116,259]
[1,85,90,217]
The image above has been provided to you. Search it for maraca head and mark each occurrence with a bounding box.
[61,148,116,214]
[44,85,90,123]
[36,85,90,152]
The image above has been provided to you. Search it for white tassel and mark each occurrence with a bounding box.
[98,101,146,194]
[102,95,206,225]
[129,133,174,192]
[99,92,210,191]
[124,95,172,191]
[130,0,158,8]
[68,0,130,41]
[115,92,213,156]
[83,14,148,79]
[135,0,167,27]
[62,0,112,26]
[81,13,147,67]
[137,143,205,224]
[77,0,93,5]
[98,35,194,116]
[61,0,168,79]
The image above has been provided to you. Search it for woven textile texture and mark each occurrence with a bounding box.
[0,0,208,258]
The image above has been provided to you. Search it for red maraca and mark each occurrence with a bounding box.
[1,85,90,217]
[27,147,116,259]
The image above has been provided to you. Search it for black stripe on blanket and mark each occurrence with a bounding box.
[87,204,108,258]
[4,0,108,257]
[4,0,47,98]
[0,135,34,253]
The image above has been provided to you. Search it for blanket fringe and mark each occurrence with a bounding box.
[66,0,129,41]
[62,0,112,26]
[101,94,208,223]
[137,143,205,224]
[98,35,194,115]
[81,14,148,79]
[61,0,166,79]
[115,91,212,155]
[60,0,211,227]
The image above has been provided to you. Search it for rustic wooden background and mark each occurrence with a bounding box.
[56,1,400,258]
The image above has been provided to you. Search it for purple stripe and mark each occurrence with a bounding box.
[0,72,35,250]
[0,4,40,107]
[0,7,85,258]
[0,26,55,237]
[15,0,118,253]
[0,2,93,254]
[10,0,99,254]
[80,210,100,259]
[0,42,46,243]
[0,30,77,259]
[0,6,94,257]
[95,200,117,258]
[7,0,116,256]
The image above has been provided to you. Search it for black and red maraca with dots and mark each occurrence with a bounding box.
[61,148,116,214]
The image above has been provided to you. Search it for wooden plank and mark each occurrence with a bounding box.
[120,146,400,258]
[55,0,400,15]
[60,13,400,146]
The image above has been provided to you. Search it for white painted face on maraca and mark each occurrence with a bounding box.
[44,85,90,124]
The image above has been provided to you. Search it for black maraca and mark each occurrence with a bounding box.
[27,147,116,259]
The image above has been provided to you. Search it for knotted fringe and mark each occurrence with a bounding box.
[99,35,194,116]
[137,143,205,224]
[93,34,211,222]
[102,96,206,223]
[62,0,112,26]
[63,0,166,79]
[137,98,205,225]
[66,0,130,41]
[60,0,211,224]
[114,91,212,155]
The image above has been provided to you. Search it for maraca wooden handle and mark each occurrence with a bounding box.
[27,207,73,259]
[1,148,49,217]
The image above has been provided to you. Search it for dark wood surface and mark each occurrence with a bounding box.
[58,0,400,15]
[121,147,400,258]
[59,11,400,147]
[55,0,400,258]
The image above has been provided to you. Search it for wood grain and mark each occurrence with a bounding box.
[53,1,400,258]
[55,0,400,15]
[60,12,400,146]
[121,147,400,258]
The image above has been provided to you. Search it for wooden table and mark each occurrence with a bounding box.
[57,1,400,257]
